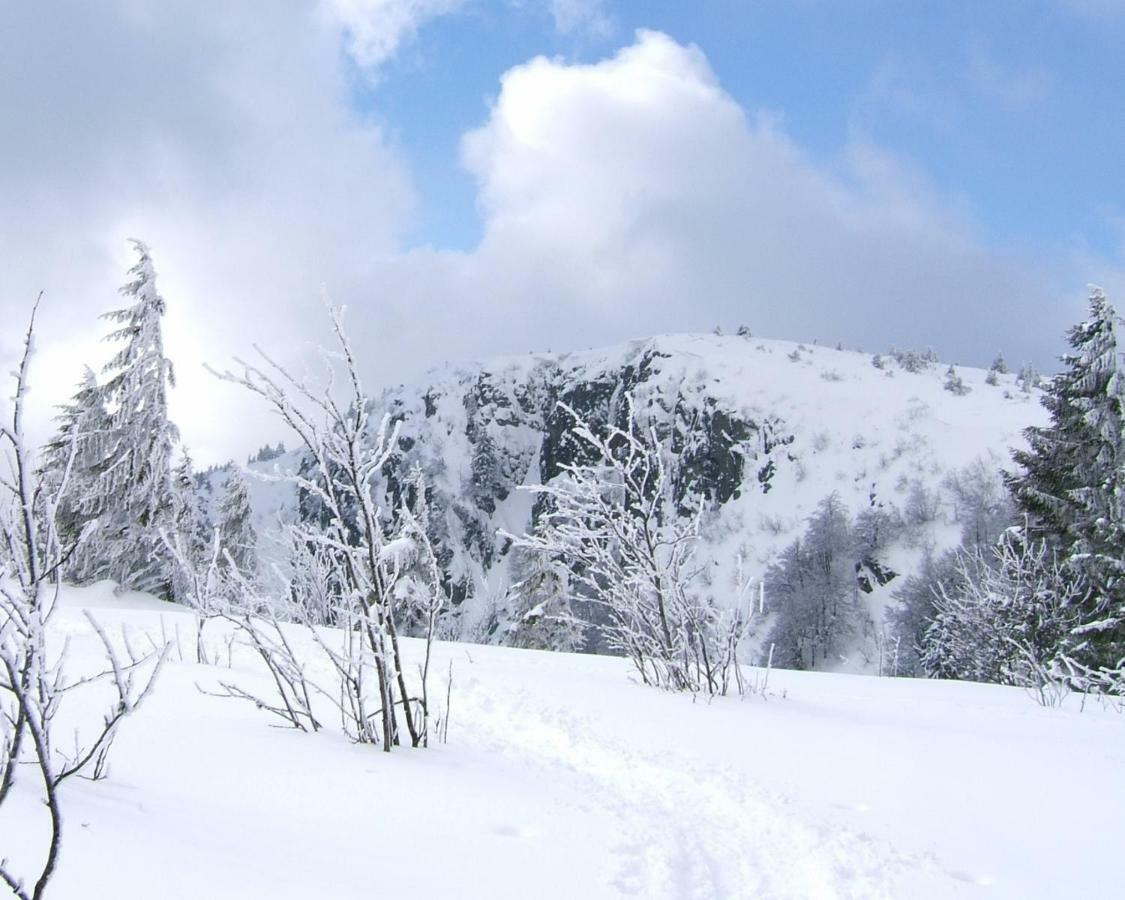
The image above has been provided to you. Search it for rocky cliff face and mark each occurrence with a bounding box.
[317,332,1046,661]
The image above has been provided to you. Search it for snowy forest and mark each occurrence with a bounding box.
[2,241,1124,897]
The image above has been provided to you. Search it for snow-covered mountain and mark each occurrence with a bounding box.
[229,332,1045,668]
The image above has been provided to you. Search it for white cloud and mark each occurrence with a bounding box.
[435,30,1070,366]
[321,0,466,70]
[856,57,961,134]
[0,20,1087,464]
[0,1,414,461]
[549,0,614,38]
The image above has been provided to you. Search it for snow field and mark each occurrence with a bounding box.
[3,590,1122,899]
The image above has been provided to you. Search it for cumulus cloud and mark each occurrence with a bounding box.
[404,31,1072,369]
[0,19,1090,463]
[321,0,466,70]
[549,0,614,38]
[0,1,413,460]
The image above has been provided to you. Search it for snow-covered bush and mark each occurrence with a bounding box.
[514,397,752,695]
[211,304,443,749]
[919,532,1081,701]
[889,347,938,373]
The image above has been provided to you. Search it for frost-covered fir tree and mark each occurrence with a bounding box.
[95,240,181,598]
[168,452,212,602]
[504,546,586,652]
[1016,363,1041,393]
[1008,288,1125,667]
[944,364,970,395]
[765,493,863,670]
[217,466,257,578]
[40,366,113,582]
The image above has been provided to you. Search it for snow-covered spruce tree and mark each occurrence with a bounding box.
[1,300,167,900]
[1016,363,1041,393]
[38,367,112,584]
[765,493,864,670]
[1008,288,1125,669]
[217,467,257,579]
[93,241,181,598]
[168,453,212,605]
[887,547,965,676]
[943,364,970,395]
[513,396,750,694]
[211,304,442,749]
[503,545,587,652]
[985,355,1006,386]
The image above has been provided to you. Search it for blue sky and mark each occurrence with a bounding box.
[367,0,1123,258]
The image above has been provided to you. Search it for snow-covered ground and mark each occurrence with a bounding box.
[3,587,1122,899]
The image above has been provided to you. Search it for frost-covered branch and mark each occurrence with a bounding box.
[209,303,443,749]
[1,297,167,899]
[920,531,1084,703]
[513,396,752,695]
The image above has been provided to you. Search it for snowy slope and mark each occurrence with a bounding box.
[361,334,1044,655]
[1,590,1120,900]
[210,332,1046,667]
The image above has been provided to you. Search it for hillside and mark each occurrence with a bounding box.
[221,332,1044,669]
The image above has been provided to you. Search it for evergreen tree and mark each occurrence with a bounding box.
[766,493,863,669]
[217,466,257,578]
[1008,288,1125,666]
[944,364,970,395]
[504,547,586,652]
[169,452,212,602]
[1016,363,1041,393]
[95,240,181,598]
[40,366,113,580]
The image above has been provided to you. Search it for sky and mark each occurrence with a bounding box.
[1,0,1123,463]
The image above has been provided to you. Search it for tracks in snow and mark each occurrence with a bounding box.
[459,679,922,900]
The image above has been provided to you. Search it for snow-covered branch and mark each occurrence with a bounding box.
[209,303,443,749]
[1,298,167,899]
[513,395,752,695]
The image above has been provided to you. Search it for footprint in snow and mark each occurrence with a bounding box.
[491,823,539,840]
[948,869,997,887]
[831,801,873,814]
